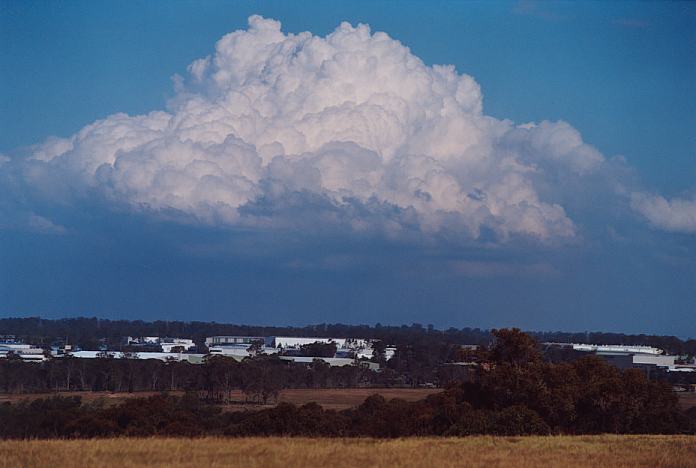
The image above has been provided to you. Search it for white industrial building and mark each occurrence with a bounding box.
[208,344,272,359]
[159,338,196,353]
[205,336,265,347]
[545,342,693,373]
[127,336,196,352]
[570,343,664,355]
[203,335,397,364]
[0,343,46,361]
[69,350,205,363]
[279,356,380,370]
[632,354,676,367]
[207,335,395,361]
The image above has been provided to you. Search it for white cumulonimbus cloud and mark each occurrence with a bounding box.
[19,16,612,241]
[631,193,696,234]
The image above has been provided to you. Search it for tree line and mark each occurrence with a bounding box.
[2,326,695,396]
[2,316,695,356]
[1,329,695,439]
[0,355,378,399]
[0,351,472,398]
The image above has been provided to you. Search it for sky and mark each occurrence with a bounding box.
[1,1,695,336]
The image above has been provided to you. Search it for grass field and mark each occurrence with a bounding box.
[1,387,693,414]
[0,388,440,410]
[0,436,694,468]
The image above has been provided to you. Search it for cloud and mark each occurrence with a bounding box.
[3,16,618,243]
[631,193,696,234]
[26,214,67,235]
[0,205,67,235]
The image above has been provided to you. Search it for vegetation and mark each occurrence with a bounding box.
[298,341,338,357]
[0,354,399,396]
[0,388,440,411]
[1,436,695,468]
[1,330,695,438]
[3,318,695,398]
[2,316,694,357]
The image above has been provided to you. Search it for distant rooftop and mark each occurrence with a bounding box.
[544,342,664,355]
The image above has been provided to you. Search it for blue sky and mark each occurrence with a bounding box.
[1,1,695,336]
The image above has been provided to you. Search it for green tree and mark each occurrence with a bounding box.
[299,341,337,358]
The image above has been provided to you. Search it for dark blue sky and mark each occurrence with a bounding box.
[1,1,694,336]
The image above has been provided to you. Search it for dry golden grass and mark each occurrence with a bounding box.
[1,436,694,468]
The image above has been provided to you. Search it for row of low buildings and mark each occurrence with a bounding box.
[205,335,396,362]
[0,341,46,362]
[0,336,201,363]
[124,336,196,353]
[68,350,205,364]
[543,342,696,376]
[0,335,394,369]
[4,334,694,377]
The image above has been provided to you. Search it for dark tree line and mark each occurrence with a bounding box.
[0,350,479,396]
[2,323,695,396]
[0,353,476,397]
[0,355,397,398]
[1,329,695,439]
[2,316,694,356]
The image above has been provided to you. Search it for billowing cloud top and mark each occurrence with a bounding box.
[11,15,649,242]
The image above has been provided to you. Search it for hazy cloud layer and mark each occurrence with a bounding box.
[3,16,691,240]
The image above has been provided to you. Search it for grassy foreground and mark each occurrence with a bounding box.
[1,436,695,468]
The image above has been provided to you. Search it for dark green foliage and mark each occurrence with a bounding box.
[298,341,338,358]
[0,354,380,395]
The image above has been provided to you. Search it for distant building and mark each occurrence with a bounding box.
[266,336,347,349]
[279,356,380,370]
[205,335,395,361]
[0,343,46,362]
[125,336,196,352]
[544,342,664,355]
[208,344,275,360]
[205,336,265,347]
[68,350,205,363]
[159,338,195,353]
[544,341,694,376]
[571,344,664,355]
